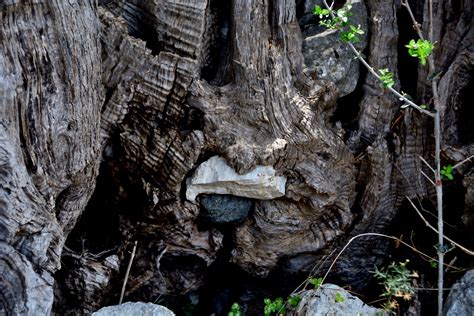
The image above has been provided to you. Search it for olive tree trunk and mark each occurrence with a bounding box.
[0,0,472,314]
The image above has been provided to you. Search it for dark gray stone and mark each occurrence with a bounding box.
[199,194,253,224]
[444,270,474,316]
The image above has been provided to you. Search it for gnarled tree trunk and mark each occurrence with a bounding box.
[0,0,472,314]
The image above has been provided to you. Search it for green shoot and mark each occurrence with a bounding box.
[379,69,395,89]
[308,277,323,288]
[440,165,454,180]
[264,297,285,316]
[335,292,345,303]
[405,39,434,66]
[228,303,242,316]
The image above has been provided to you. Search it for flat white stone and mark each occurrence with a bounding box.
[186,156,286,202]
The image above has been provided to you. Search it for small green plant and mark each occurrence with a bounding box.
[340,24,365,43]
[440,165,454,180]
[379,69,395,89]
[287,295,301,307]
[335,292,345,303]
[373,260,418,314]
[405,39,434,66]
[228,302,242,316]
[264,297,285,316]
[308,277,323,288]
[313,4,364,44]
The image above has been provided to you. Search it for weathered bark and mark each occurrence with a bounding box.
[1,1,102,313]
[0,0,473,314]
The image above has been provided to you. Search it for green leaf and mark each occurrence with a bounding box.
[309,277,323,288]
[441,164,454,180]
[228,303,241,316]
[335,292,345,303]
[429,260,438,268]
[313,5,330,18]
[379,68,395,89]
[288,295,301,307]
[264,297,286,316]
[405,39,434,66]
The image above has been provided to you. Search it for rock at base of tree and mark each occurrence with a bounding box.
[199,194,253,224]
[294,284,387,316]
[92,302,175,316]
[444,270,474,316]
[186,156,286,202]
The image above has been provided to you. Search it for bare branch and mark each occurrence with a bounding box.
[453,155,474,169]
[405,196,474,256]
[119,241,138,304]
[419,156,436,173]
[421,169,436,186]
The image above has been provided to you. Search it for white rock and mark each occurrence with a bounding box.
[295,284,387,316]
[186,156,286,202]
[92,302,175,316]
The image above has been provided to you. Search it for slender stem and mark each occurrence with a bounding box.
[426,0,444,313]
[318,232,458,289]
[402,1,444,313]
[322,1,445,312]
[419,155,436,174]
[405,196,474,256]
[119,241,138,304]
[401,0,425,40]
[453,155,474,169]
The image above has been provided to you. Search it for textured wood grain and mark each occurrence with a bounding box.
[1,0,472,313]
[0,1,102,312]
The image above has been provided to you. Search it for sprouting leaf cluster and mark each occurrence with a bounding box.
[287,295,302,307]
[440,165,454,180]
[308,277,323,288]
[405,39,434,66]
[313,5,365,43]
[373,260,418,313]
[379,69,395,89]
[264,297,285,316]
[334,292,345,303]
[228,303,242,316]
[262,294,301,316]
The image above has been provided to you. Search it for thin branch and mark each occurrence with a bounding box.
[405,196,474,256]
[393,162,457,229]
[322,0,435,117]
[401,1,446,313]
[420,169,436,186]
[401,0,425,40]
[419,156,436,174]
[318,232,461,289]
[453,155,474,169]
[119,241,138,304]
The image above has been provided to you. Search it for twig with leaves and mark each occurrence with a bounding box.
[318,1,446,313]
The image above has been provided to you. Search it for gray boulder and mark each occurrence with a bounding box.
[200,194,253,224]
[92,302,175,316]
[444,270,474,316]
[294,284,387,316]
